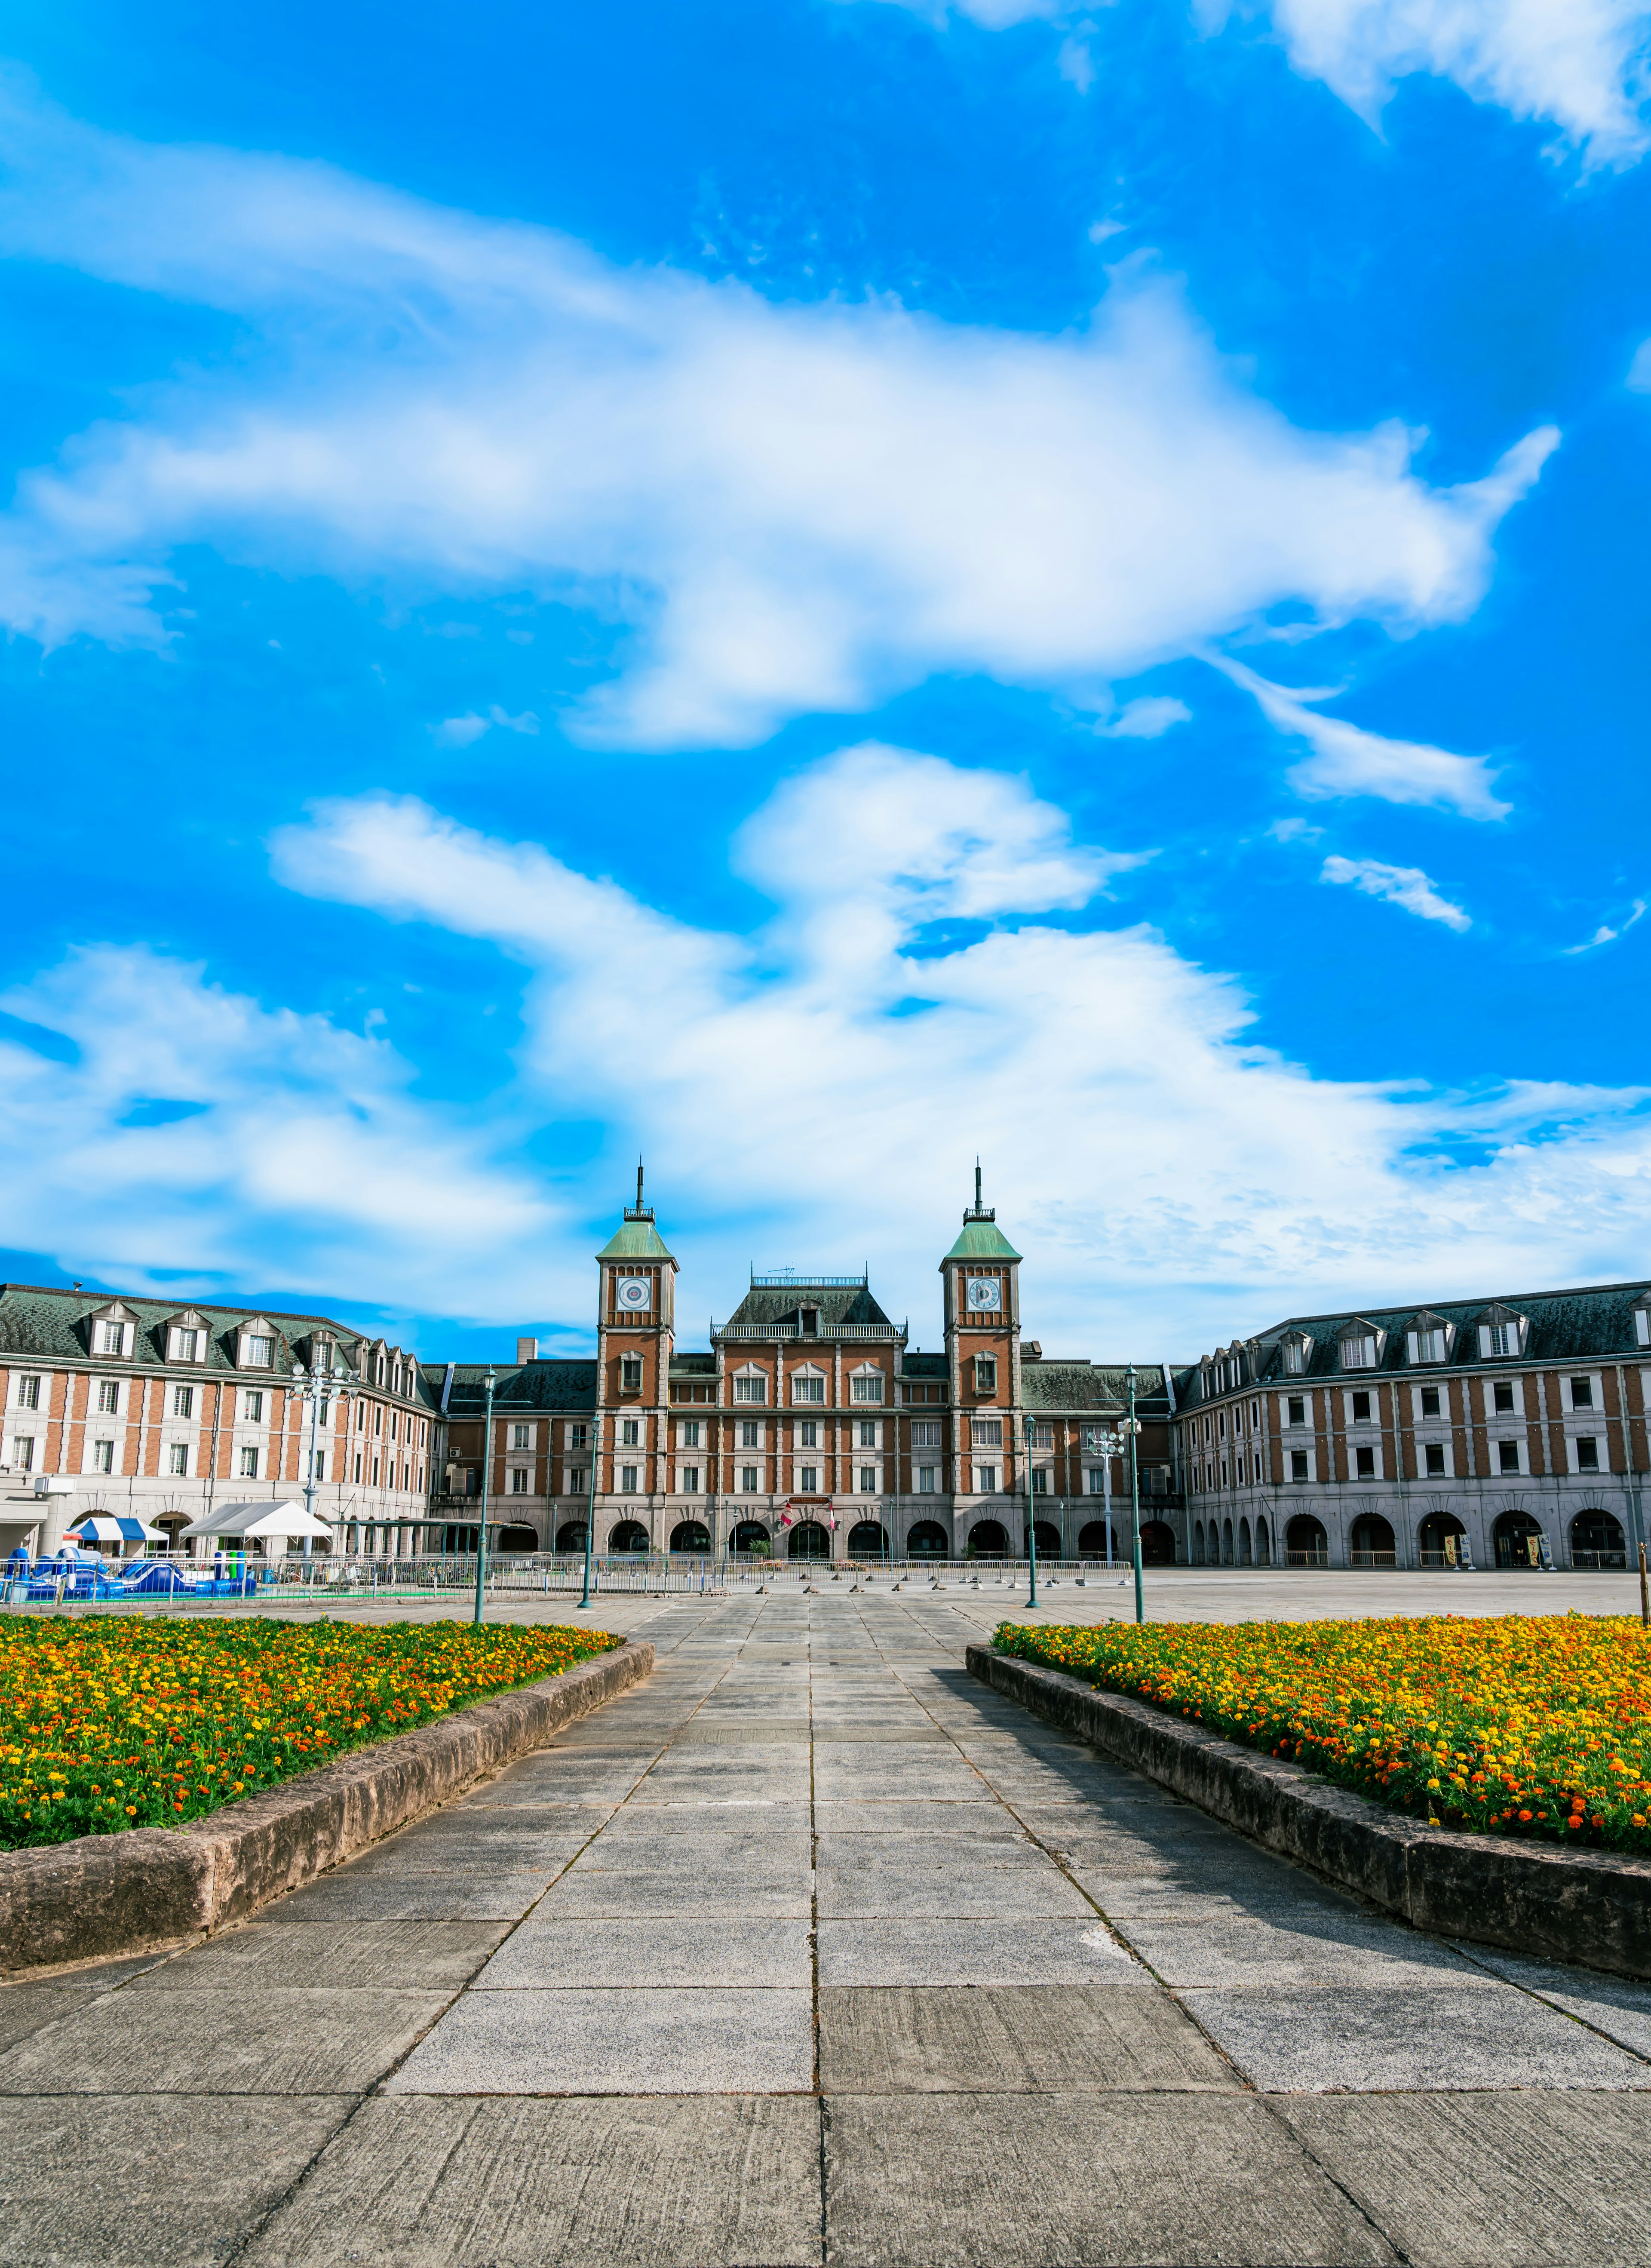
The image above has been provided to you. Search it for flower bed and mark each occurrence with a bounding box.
[0,1617,620,1849]
[995,1614,1651,1852]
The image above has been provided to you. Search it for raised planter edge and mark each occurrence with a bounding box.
[967,1641,1651,1980]
[0,1634,654,1976]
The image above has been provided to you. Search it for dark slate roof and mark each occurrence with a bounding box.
[0,1283,437,1404]
[1023,1359,1171,1414]
[1177,1278,1651,1411]
[902,1352,950,1379]
[445,1359,597,1416]
[719,1280,900,1335]
[669,1352,718,1376]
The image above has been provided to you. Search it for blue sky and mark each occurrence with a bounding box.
[0,0,1648,1361]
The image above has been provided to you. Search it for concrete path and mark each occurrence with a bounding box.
[6,1590,1651,2265]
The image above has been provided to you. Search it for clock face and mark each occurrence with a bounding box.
[965,1277,1001,1313]
[615,1275,652,1312]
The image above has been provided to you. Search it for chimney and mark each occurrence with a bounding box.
[516,1337,538,1364]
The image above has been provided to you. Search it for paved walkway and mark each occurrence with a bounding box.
[6,1591,1651,2265]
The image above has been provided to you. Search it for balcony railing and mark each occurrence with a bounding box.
[711,1321,907,1343]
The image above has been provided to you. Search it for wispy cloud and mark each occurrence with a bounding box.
[1320,852,1472,929]
[0,79,1555,750]
[430,706,540,749]
[1093,695,1193,739]
[1563,896,1647,953]
[1210,652,1513,819]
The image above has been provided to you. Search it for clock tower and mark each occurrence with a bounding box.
[941,1166,1023,1502]
[594,1163,677,1514]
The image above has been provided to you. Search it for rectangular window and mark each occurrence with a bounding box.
[976,1464,998,1493]
[681,1419,701,1449]
[911,1421,941,1449]
[733,1375,767,1404]
[1412,1328,1446,1363]
[858,1420,877,1448]
[311,1450,325,1483]
[1490,1322,1514,1357]
[1087,1467,1105,1493]
[1425,1443,1446,1476]
[620,1463,638,1492]
[98,1320,124,1354]
[510,1467,528,1493]
[859,1465,877,1493]
[246,1335,274,1366]
[1290,1450,1309,1482]
[741,1420,760,1449]
[172,1384,194,1418]
[851,1374,884,1404]
[174,1328,200,1362]
[242,1389,263,1421]
[1283,1341,1304,1374]
[1341,1337,1373,1369]
[568,1466,587,1494]
[799,1419,818,1448]
[1570,1377,1595,1409]
[94,1378,118,1415]
[1031,1421,1054,1449]
[1493,1382,1515,1415]
[800,1464,818,1493]
[621,1419,640,1446]
[971,1418,1003,1449]
[915,1465,935,1492]
[168,1442,188,1476]
[1031,1467,1050,1494]
[740,1465,759,1492]
[1355,1446,1375,1478]
[1420,1386,1441,1418]
[239,1445,259,1478]
[12,1435,34,1471]
[15,1375,40,1412]
[1498,1439,1521,1474]
[1577,1436,1600,1471]
[1286,1395,1305,1426]
[568,1423,589,1450]
[92,1438,114,1473]
[791,1374,824,1403]
[973,1355,997,1395]
[372,1456,381,1486]
[513,1424,530,1449]
[682,1464,701,1493]
[1350,1390,1371,1423]
[354,1452,364,1482]
[619,1355,643,1394]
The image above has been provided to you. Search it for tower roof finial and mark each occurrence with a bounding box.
[975,1157,982,1214]
[625,1154,654,1222]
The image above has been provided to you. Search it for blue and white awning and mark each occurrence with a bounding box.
[65,1515,169,1544]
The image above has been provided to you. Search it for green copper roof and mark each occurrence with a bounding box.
[943,1217,1022,1263]
[595,1215,676,1262]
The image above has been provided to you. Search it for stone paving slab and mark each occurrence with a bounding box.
[0,1981,113,2056]
[127,1918,510,1991]
[0,2093,355,2268]
[814,1800,1033,1837]
[1460,1942,1651,2058]
[387,1984,816,2094]
[818,1985,1241,2092]
[822,2092,1399,2267]
[816,1917,1147,1985]
[479,1915,814,1989]
[815,1858,1094,1919]
[0,1983,452,2094]
[1183,1981,1651,2090]
[1113,1908,1489,1987]
[1282,2093,1651,2267]
[259,1870,558,1921]
[238,2094,823,2268]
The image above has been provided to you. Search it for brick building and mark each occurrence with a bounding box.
[434,1174,1179,1562]
[0,1286,436,1560]
[1172,1284,1651,1572]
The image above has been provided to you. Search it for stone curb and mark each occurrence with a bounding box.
[967,1642,1651,1980]
[0,1635,654,1976]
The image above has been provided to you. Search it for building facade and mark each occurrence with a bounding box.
[0,1286,436,1560]
[433,1177,1179,1562]
[1172,1284,1651,1572]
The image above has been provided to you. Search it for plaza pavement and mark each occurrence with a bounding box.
[5,1575,1651,2265]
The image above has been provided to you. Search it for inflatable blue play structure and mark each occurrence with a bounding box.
[5,1546,264,1601]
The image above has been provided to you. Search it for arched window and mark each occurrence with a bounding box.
[1221,1518,1234,1565]
[1285,1514,1328,1565]
[1254,1515,1270,1566]
[847,1520,890,1559]
[608,1519,650,1554]
[1418,1511,1468,1568]
[1139,1520,1176,1565]
[555,1519,588,1553]
[1238,1517,1252,1567]
[730,1519,771,1554]
[1080,1519,1120,1560]
[1192,1519,1206,1565]
[1350,1513,1395,1565]
[1571,1510,1626,1569]
[909,1519,951,1558]
[497,1524,539,1555]
[787,1520,831,1561]
[1492,1509,1544,1569]
[670,1519,711,1553]
[1023,1519,1061,1559]
[964,1518,1006,1559]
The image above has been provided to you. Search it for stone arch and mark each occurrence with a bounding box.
[1221,1518,1234,1566]
[730,1519,771,1555]
[909,1519,951,1558]
[669,1519,711,1553]
[1350,1513,1395,1563]
[1023,1519,1062,1559]
[1571,1509,1626,1568]
[1418,1510,1467,1567]
[847,1520,890,1559]
[1492,1509,1545,1569]
[609,1519,649,1554]
[497,1524,539,1555]
[555,1519,588,1553]
[1238,1517,1252,1567]
[965,1518,1007,1559]
[787,1519,832,1560]
[1140,1520,1176,1565]
[1254,1515,1271,1566]
[1285,1514,1328,1564]
[1080,1519,1119,1560]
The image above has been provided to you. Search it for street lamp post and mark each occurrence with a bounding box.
[1024,1411,1039,1609]
[292,1362,355,1562]
[578,1414,598,1611]
[1088,1428,1124,1574]
[1125,1363,1144,1624]
[472,1368,496,1628]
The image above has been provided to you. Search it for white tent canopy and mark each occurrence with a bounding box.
[66,1515,169,1544]
[179,1500,334,1540]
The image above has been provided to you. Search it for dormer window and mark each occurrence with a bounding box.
[1476,1305,1528,1361]
[88,1302,137,1359]
[1634,1296,1650,1350]
[800,1307,819,1337]
[236,1320,277,1368]
[166,1310,209,1363]
[1405,1313,1452,1366]
[1339,1320,1384,1371]
[1280,1333,1311,1376]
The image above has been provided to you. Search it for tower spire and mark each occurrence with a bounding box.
[626,1155,653,1222]
[975,1157,982,1214]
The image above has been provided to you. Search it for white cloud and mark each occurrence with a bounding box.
[258,746,1651,1347]
[431,706,540,749]
[1320,851,1472,928]
[0,945,556,1317]
[0,80,1554,749]
[1562,896,1647,952]
[1230,0,1651,166]
[1210,652,1512,818]
[1095,695,1193,739]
